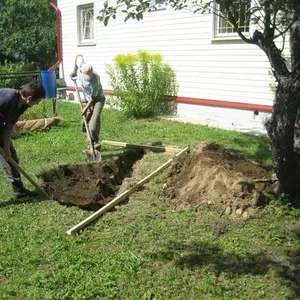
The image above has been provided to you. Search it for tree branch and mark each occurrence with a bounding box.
[274,16,299,40]
[252,30,290,80]
[223,2,255,44]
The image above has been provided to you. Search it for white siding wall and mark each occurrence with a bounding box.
[58,0,281,107]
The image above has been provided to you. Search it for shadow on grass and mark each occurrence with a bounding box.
[101,151,123,161]
[232,133,271,164]
[152,240,300,299]
[0,195,48,208]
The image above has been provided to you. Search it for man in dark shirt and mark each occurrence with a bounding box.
[0,81,46,200]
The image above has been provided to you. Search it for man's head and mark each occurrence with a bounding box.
[80,63,94,81]
[20,81,46,107]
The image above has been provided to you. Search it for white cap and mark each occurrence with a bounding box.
[80,63,94,81]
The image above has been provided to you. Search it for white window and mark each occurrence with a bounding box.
[150,0,166,11]
[214,0,250,38]
[77,3,95,45]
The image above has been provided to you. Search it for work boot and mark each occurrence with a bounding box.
[12,188,38,200]
[12,180,38,200]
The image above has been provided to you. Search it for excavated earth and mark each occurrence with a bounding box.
[40,149,145,210]
[161,142,276,217]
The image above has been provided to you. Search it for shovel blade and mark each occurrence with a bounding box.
[86,149,102,162]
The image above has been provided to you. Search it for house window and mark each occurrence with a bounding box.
[77,3,94,44]
[214,0,250,37]
[150,0,166,11]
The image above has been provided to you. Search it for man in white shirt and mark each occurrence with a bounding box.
[71,54,106,150]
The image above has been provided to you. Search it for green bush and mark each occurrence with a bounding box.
[106,50,178,118]
[0,61,38,89]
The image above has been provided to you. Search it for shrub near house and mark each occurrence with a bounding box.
[107,50,178,118]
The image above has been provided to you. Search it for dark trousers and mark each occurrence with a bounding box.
[81,99,105,145]
[0,130,22,187]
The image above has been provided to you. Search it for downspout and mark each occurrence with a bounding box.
[49,1,62,70]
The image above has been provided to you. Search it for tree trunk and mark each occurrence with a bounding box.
[267,73,300,197]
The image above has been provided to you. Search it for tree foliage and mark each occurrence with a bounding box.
[0,0,56,68]
[99,0,300,199]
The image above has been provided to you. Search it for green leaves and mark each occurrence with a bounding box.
[0,61,37,88]
[99,0,153,25]
[106,50,178,118]
[0,0,56,68]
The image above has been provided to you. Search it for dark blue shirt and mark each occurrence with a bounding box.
[0,89,28,126]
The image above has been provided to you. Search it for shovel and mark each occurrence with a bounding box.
[72,79,101,162]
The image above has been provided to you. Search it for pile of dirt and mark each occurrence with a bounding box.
[161,142,275,217]
[40,149,145,210]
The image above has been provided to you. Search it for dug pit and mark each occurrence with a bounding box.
[40,149,145,210]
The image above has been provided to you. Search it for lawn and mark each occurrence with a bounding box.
[0,101,299,299]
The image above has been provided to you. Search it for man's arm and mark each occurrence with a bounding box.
[81,98,93,116]
[70,62,79,78]
[0,113,5,127]
[70,54,84,78]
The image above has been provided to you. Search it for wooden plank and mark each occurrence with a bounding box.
[102,140,184,153]
[66,147,189,235]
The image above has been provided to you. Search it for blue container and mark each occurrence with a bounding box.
[40,70,57,99]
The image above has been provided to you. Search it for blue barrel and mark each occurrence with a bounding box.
[40,70,57,98]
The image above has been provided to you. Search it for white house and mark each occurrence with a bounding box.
[57,0,290,135]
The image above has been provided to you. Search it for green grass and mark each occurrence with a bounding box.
[0,101,299,299]
[19,100,48,121]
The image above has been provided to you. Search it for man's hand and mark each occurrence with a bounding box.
[70,71,77,80]
[82,99,93,117]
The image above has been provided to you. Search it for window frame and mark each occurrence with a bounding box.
[149,0,166,11]
[77,2,95,46]
[212,0,251,40]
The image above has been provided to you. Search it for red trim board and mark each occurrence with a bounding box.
[66,86,273,113]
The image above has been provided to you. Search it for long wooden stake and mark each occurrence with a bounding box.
[102,140,184,153]
[67,147,189,235]
[0,147,50,199]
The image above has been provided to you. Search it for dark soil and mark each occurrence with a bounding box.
[40,149,145,210]
[161,142,276,217]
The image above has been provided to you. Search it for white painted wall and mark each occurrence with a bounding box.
[57,0,287,133]
[58,0,281,104]
[172,103,270,135]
